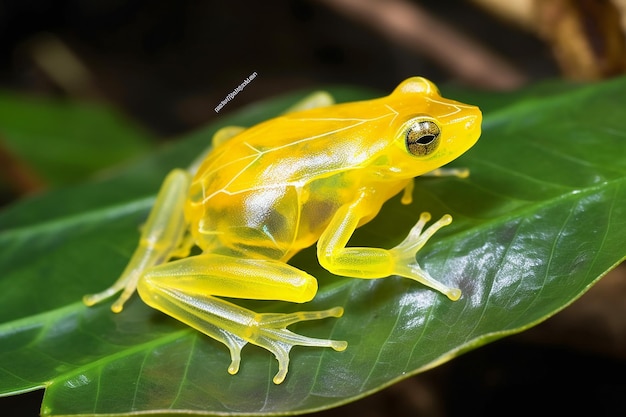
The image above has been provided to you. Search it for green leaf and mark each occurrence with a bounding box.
[0,92,153,186]
[1,78,625,416]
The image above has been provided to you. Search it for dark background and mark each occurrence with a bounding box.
[0,0,556,136]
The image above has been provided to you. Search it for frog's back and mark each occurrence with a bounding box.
[194,104,398,192]
[185,105,397,260]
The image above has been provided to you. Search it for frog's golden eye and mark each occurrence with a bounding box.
[406,120,440,156]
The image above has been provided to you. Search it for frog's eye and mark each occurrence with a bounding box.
[406,120,440,156]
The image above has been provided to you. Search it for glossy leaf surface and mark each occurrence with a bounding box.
[0,79,625,416]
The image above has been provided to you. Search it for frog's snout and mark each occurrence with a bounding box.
[464,116,477,130]
[463,107,482,131]
[460,107,482,146]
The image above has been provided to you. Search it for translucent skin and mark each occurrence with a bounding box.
[84,77,482,384]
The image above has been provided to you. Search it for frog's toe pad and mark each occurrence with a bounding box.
[228,358,241,375]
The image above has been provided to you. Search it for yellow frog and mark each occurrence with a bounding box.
[84,77,482,384]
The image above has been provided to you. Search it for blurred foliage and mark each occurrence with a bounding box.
[0,91,153,192]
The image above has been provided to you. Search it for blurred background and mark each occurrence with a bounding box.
[1,0,625,415]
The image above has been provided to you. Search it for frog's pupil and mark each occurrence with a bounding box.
[415,134,435,144]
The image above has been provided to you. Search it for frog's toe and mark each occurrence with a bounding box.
[394,212,452,256]
[390,212,462,300]
[252,307,347,384]
[83,286,123,309]
[220,333,246,376]
[257,306,344,328]
[227,351,241,376]
[443,287,462,301]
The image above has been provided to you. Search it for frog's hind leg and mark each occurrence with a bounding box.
[136,254,347,384]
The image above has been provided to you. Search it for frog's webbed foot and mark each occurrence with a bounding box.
[237,308,347,384]
[138,275,346,384]
[390,212,461,300]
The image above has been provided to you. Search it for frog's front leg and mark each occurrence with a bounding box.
[423,167,469,178]
[317,191,461,301]
[136,254,347,384]
[401,168,469,205]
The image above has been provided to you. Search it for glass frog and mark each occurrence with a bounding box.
[84,77,482,384]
